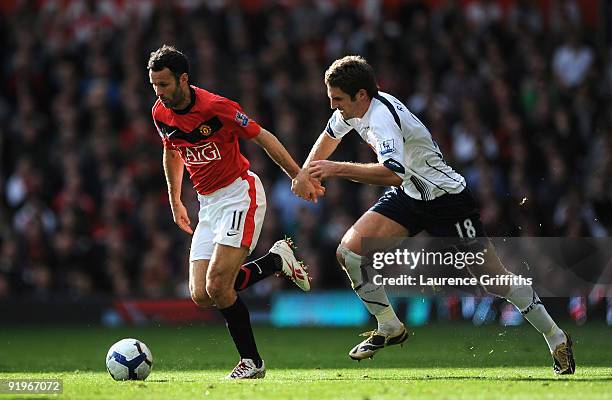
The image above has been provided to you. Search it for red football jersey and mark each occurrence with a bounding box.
[152,86,261,195]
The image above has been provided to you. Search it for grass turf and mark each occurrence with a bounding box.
[0,323,610,399]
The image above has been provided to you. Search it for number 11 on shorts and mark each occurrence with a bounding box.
[231,210,244,231]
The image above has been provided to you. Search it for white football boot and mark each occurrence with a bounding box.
[225,359,266,379]
[270,239,311,291]
[349,324,408,360]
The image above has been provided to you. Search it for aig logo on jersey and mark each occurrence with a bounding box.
[235,111,249,127]
[198,123,212,137]
[181,142,221,165]
[379,139,395,156]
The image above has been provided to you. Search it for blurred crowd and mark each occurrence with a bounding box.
[0,0,611,306]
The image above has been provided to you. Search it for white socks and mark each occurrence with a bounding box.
[505,284,566,352]
[543,325,567,352]
[375,306,403,335]
[338,246,403,335]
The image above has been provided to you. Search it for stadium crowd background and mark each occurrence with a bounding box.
[0,0,610,323]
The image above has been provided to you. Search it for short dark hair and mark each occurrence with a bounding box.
[324,55,378,99]
[147,45,189,79]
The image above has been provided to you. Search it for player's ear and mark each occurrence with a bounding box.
[179,72,189,85]
[357,88,368,101]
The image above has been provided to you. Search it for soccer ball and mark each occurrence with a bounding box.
[106,338,153,381]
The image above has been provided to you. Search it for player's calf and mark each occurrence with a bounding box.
[502,283,576,374]
[337,245,403,334]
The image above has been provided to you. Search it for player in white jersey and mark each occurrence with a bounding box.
[292,55,575,375]
[324,90,466,201]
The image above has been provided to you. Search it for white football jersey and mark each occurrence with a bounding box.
[325,91,466,201]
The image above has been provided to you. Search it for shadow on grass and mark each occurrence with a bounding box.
[1,324,611,372]
[271,375,612,383]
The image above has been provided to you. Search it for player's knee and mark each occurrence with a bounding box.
[336,243,357,267]
[336,245,363,287]
[205,277,232,303]
[190,288,213,308]
[336,245,345,267]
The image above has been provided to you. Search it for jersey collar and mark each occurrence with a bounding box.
[361,95,376,121]
[173,86,196,115]
[347,94,375,125]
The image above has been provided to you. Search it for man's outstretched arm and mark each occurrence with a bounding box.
[303,132,341,167]
[252,128,324,201]
[308,160,402,187]
[292,132,340,199]
[252,128,301,178]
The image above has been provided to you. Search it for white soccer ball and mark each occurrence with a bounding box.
[106,338,153,381]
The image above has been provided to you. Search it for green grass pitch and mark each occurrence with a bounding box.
[0,323,610,399]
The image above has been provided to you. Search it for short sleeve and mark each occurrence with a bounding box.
[151,104,174,149]
[371,117,407,176]
[211,98,261,139]
[324,110,353,140]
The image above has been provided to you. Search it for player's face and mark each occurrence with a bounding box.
[327,85,368,119]
[149,68,185,109]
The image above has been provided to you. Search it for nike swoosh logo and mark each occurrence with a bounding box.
[167,129,177,137]
[360,344,383,351]
[227,232,239,237]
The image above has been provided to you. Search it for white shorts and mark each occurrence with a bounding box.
[189,171,266,261]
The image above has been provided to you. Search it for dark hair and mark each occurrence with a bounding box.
[147,45,189,79]
[324,55,378,99]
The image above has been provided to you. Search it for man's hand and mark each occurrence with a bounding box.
[292,168,325,202]
[308,160,341,180]
[170,201,193,235]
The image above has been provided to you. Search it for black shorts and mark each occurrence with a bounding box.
[370,187,486,238]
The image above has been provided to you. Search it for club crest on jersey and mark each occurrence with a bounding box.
[198,123,212,137]
[235,111,249,127]
[379,139,395,156]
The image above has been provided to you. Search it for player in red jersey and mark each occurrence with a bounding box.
[148,45,323,379]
